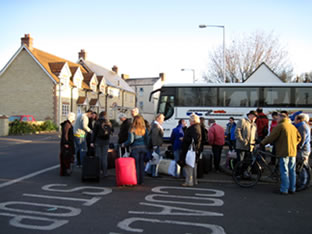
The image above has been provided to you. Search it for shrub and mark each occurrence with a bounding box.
[40,120,58,131]
[9,120,36,135]
[9,120,58,135]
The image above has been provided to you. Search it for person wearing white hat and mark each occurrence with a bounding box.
[60,112,76,176]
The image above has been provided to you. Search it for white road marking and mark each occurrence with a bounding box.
[41,184,112,196]
[117,217,226,233]
[145,194,224,206]
[129,202,223,216]
[0,201,81,217]
[0,165,59,189]
[0,212,68,231]
[151,186,225,197]
[23,193,102,206]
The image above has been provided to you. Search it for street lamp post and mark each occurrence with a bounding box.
[58,80,63,133]
[199,24,225,82]
[181,68,196,83]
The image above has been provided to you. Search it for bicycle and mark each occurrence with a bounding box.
[232,148,311,189]
[232,148,279,188]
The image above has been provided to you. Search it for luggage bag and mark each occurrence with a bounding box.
[202,152,213,174]
[158,159,180,177]
[197,157,204,178]
[115,148,137,186]
[108,149,118,169]
[81,155,100,182]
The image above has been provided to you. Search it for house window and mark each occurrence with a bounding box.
[139,87,144,97]
[62,103,70,116]
[77,106,82,115]
[139,101,144,110]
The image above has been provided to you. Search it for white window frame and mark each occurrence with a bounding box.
[139,87,144,97]
[62,103,70,116]
[139,101,144,110]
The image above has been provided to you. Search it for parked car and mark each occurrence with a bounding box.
[8,115,36,122]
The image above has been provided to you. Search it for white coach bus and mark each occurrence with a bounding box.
[150,83,312,140]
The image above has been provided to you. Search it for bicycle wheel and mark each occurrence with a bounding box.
[232,160,261,188]
[296,165,311,191]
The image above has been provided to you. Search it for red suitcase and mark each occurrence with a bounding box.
[115,157,137,186]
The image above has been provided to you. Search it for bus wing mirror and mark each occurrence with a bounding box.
[149,88,161,102]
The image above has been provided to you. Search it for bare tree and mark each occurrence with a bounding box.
[203,31,293,83]
[295,71,312,83]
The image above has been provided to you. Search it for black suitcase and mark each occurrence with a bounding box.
[197,158,204,178]
[202,152,212,174]
[108,148,118,169]
[81,156,100,182]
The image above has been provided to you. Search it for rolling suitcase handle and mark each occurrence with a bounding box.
[119,145,130,158]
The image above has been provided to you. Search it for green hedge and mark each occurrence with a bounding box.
[9,120,58,135]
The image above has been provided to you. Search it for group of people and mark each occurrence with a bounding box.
[59,106,311,193]
[170,114,225,186]
[170,107,311,193]
[59,109,113,177]
[120,109,165,184]
[59,107,166,186]
[232,108,310,194]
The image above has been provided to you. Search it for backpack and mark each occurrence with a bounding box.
[97,120,111,140]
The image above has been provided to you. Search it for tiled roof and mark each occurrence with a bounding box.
[82,80,91,90]
[82,72,95,84]
[30,47,90,89]
[80,60,135,93]
[77,96,87,105]
[49,62,66,76]
[69,66,79,75]
[97,75,104,83]
[69,66,79,82]
[89,98,98,106]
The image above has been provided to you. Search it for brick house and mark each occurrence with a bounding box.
[0,34,136,125]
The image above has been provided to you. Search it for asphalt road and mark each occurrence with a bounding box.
[0,133,311,234]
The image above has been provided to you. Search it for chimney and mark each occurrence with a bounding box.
[121,74,129,80]
[112,65,118,74]
[21,34,33,50]
[78,49,87,60]
[159,73,165,82]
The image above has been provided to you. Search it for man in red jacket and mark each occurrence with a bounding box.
[208,119,225,172]
[255,108,269,142]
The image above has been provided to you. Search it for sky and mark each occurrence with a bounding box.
[0,0,311,83]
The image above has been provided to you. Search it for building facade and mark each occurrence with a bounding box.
[78,52,136,120]
[0,34,136,125]
[124,74,165,122]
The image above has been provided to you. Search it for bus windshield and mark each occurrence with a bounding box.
[157,87,175,120]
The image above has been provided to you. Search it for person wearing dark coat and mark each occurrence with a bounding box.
[179,113,202,187]
[118,113,132,155]
[199,117,208,152]
[60,112,76,176]
[86,111,97,156]
[149,113,164,177]
[91,111,112,177]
